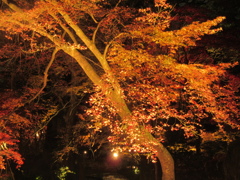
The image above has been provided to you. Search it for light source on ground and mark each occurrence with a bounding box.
[113,152,119,158]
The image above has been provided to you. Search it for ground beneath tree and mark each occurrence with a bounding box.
[102,173,128,180]
[86,173,128,180]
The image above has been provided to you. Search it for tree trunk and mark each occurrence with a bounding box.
[63,43,175,180]
[155,144,175,180]
[141,131,175,180]
[49,14,175,180]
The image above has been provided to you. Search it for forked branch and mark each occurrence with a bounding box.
[28,47,59,103]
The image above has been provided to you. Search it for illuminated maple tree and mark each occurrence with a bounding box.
[0,0,239,179]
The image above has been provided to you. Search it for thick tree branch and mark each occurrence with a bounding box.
[49,12,78,44]
[28,47,59,103]
[2,0,23,12]
[62,47,102,86]
[3,0,130,121]
[56,7,128,108]
[57,9,111,72]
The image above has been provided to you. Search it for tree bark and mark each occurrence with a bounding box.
[140,131,175,180]
[65,47,175,180]
[154,144,175,180]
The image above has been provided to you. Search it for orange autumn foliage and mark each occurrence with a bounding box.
[87,1,240,153]
[0,133,23,170]
[0,0,239,179]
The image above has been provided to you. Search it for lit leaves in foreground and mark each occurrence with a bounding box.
[87,0,239,154]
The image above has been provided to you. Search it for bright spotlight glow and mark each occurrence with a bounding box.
[113,152,119,158]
